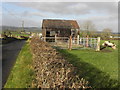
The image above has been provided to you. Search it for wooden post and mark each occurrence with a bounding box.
[86,35,89,47]
[90,38,92,47]
[79,38,81,44]
[77,35,79,45]
[83,37,85,46]
[44,37,46,42]
[55,34,57,42]
[96,37,100,51]
[69,36,72,50]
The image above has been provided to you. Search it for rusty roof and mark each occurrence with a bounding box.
[42,19,80,29]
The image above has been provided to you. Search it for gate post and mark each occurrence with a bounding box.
[69,36,72,50]
[96,37,101,51]
[77,35,79,45]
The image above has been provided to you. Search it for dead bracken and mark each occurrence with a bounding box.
[30,37,91,89]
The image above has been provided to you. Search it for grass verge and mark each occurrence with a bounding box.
[4,42,34,88]
[57,40,119,88]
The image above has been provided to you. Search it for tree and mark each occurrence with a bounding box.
[101,28,112,40]
[80,20,97,37]
[102,28,112,36]
[79,30,87,37]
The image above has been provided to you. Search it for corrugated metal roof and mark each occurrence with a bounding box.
[42,19,80,29]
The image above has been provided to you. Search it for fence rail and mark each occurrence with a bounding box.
[41,36,100,51]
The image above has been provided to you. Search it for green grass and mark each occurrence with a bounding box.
[4,42,34,88]
[58,40,119,88]
[13,33,30,37]
[11,32,30,37]
[3,31,30,37]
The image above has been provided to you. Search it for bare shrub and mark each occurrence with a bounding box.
[30,37,91,89]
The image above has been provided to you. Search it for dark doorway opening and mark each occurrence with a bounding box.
[46,31,50,37]
[46,31,55,42]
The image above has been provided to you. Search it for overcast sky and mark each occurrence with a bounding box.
[2,2,118,32]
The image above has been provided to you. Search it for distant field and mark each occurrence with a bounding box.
[58,40,119,88]
[11,32,30,37]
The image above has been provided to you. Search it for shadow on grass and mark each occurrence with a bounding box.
[57,49,119,89]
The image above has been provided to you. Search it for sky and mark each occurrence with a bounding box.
[1,1,119,32]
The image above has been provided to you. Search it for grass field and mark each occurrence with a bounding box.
[4,42,34,88]
[4,39,119,88]
[58,40,119,88]
[11,32,30,37]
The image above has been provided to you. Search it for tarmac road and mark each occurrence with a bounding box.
[1,40,25,88]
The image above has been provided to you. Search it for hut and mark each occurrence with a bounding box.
[42,19,80,38]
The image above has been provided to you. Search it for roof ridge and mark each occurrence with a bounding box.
[42,19,80,29]
[43,19,76,21]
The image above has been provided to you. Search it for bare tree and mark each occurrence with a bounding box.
[102,28,112,35]
[79,30,87,37]
[80,20,96,37]
[101,28,112,39]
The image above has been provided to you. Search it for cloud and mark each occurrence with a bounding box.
[11,2,117,15]
[2,0,119,2]
[77,14,118,31]
[86,2,117,14]
[11,2,90,15]
[2,14,41,27]
[2,2,118,32]
[21,10,48,17]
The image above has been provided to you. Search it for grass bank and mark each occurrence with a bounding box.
[58,40,119,88]
[4,42,34,88]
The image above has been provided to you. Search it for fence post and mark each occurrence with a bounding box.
[80,38,81,44]
[96,37,101,51]
[83,37,85,47]
[86,35,89,47]
[69,36,72,50]
[77,35,79,45]
[44,37,46,42]
[55,34,57,42]
[90,38,92,47]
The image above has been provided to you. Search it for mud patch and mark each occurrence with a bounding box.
[100,49,112,52]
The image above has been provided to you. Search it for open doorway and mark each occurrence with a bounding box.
[46,31,50,37]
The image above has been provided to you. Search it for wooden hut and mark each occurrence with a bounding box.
[42,19,80,38]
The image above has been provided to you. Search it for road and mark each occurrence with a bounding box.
[1,40,25,88]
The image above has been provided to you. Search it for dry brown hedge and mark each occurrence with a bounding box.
[30,37,91,89]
